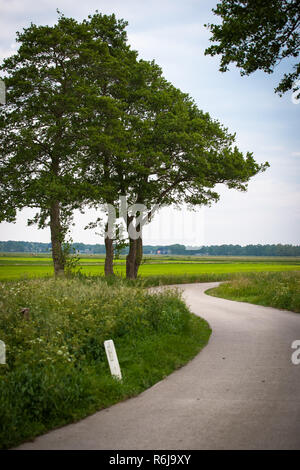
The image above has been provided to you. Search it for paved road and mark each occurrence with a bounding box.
[17,283,300,450]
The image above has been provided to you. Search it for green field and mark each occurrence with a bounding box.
[0,254,299,280]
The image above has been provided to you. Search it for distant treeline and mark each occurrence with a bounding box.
[0,241,300,256]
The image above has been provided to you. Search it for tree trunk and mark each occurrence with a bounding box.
[104,232,114,276]
[134,225,143,278]
[126,218,143,280]
[50,201,65,277]
[126,215,139,280]
[126,237,137,279]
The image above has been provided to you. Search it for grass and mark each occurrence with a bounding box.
[206,271,300,313]
[0,254,299,281]
[1,254,299,448]
[0,276,211,449]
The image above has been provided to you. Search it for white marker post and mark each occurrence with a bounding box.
[0,340,6,364]
[104,340,122,381]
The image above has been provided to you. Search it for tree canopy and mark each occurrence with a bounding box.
[1,10,269,279]
[81,56,268,278]
[0,12,135,275]
[205,0,300,98]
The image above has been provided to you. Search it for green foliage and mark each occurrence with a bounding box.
[207,271,300,312]
[62,238,82,277]
[0,9,268,278]
[0,11,138,274]
[0,277,211,448]
[205,0,300,97]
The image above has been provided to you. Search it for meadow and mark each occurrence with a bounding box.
[0,253,299,281]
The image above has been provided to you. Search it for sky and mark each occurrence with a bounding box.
[0,0,299,246]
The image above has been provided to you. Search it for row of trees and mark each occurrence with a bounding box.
[189,244,300,257]
[0,12,267,279]
[1,241,299,257]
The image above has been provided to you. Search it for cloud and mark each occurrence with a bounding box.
[203,177,300,245]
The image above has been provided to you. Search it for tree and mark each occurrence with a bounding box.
[83,58,268,279]
[0,12,134,276]
[124,85,269,278]
[80,57,168,278]
[0,11,269,280]
[205,0,300,98]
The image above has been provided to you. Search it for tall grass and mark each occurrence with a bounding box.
[207,271,300,313]
[0,277,211,449]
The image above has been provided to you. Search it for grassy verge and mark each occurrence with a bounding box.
[0,277,211,449]
[206,271,300,313]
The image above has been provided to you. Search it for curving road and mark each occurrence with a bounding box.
[17,282,300,450]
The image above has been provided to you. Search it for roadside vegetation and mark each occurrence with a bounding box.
[0,277,211,449]
[206,271,300,313]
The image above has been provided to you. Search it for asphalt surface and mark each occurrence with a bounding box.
[16,282,300,450]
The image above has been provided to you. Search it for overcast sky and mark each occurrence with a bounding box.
[0,0,299,246]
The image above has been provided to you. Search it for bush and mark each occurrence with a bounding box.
[0,277,211,448]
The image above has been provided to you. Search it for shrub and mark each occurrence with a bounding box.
[0,277,211,448]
